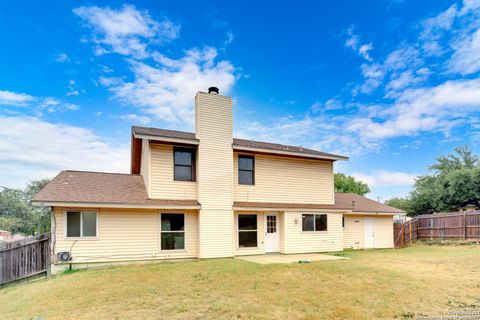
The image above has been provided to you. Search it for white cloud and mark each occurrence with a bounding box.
[66,80,82,96]
[55,53,69,63]
[448,28,480,74]
[358,43,373,61]
[356,63,384,94]
[347,78,480,140]
[385,68,430,96]
[352,170,417,187]
[101,47,236,124]
[239,1,480,156]
[0,89,80,114]
[39,98,79,113]
[344,26,373,61]
[0,90,34,106]
[224,31,234,45]
[239,78,480,156]
[0,116,129,188]
[353,1,480,96]
[120,114,151,125]
[74,4,180,58]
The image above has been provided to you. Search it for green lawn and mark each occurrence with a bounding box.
[1,244,480,319]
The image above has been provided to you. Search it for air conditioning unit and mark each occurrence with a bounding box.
[57,251,71,262]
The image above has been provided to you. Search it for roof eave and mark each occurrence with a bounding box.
[233,205,352,212]
[133,133,199,145]
[32,201,201,210]
[232,145,348,161]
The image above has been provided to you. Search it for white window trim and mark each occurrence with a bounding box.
[237,213,258,249]
[159,212,187,252]
[301,213,329,233]
[63,210,99,240]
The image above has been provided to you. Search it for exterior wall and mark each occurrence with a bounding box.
[373,215,394,248]
[233,212,265,256]
[140,139,151,196]
[150,144,197,200]
[343,215,364,249]
[234,153,334,204]
[279,211,285,253]
[52,207,198,263]
[342,214,394,249]
[195,92,234,258]
[282,211,343,253]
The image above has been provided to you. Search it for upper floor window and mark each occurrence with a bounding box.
[174,147,195,181]
[238,155,254,185]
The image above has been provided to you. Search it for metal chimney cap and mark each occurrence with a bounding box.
[208,87,219,94]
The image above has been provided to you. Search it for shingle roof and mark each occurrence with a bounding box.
[132,126,347,160]
[233,201,347,210]
[33,170,403,214]
[32,170,199,207]
[234,193,405,213]
[335,193,405,213]
[232,138,347,160]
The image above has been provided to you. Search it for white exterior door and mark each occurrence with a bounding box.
[364,217,375,249]
[265,214,280,253]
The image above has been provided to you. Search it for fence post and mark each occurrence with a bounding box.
[409,222,412,245]
[464,212,467,240]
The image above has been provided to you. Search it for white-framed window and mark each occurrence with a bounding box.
[302,213,328,232]
[65,211,98,238]
[160,213,185,250]
[238,214,257,247]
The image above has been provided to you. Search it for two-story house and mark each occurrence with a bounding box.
[33,88,403,271]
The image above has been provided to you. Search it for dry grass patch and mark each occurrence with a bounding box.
[1,245,479,319]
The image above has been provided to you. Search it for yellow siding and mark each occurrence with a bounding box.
[283,211,343,253]
[234,153,334,204]
[150,144,197,200]
[279,212,285,253]
[53,207,198,263]
[233,212,265,256]
[373,215,394,248]
[343,215,364,249]
[196,92,234,258]
[140,139,151,196]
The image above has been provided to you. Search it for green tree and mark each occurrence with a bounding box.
[385,197,411,214]
[334,173,370,196]
[0,179,51,235]
[402,146,480,216]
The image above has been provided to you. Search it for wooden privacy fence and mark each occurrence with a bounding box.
[0,233,51,285]
[395,211,480,248]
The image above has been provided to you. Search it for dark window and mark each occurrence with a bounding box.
[161,214,185,250]
[342,216,345,228]
[302,214,328,232]
[66,212,81,237]
[174,147,195,181]
[66,211,97,238]
[238,155,254,185]
[238,214,257,247]
[315,214,328,231]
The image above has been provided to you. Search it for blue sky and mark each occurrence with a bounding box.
[1,0,480,201]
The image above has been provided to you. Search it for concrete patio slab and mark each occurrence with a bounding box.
[236,253,349,264]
